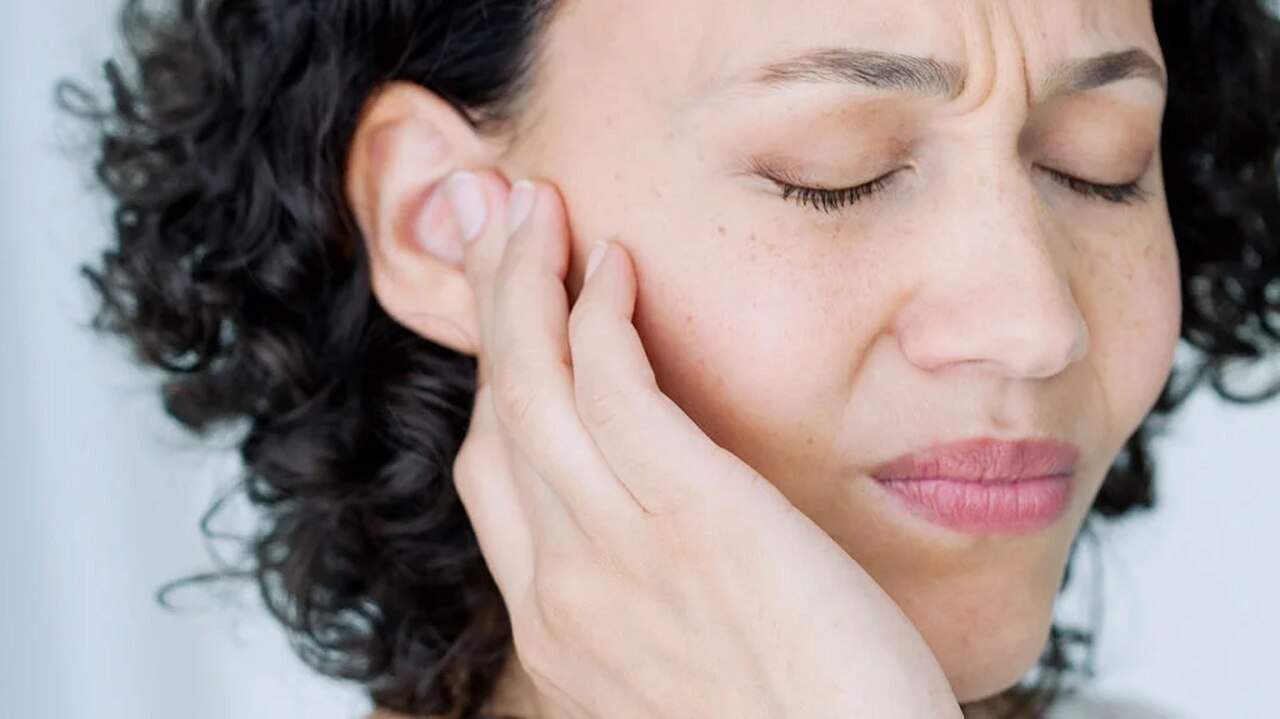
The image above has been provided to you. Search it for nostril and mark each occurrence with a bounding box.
[1016,323,1089,379]
[894,296,1089,379]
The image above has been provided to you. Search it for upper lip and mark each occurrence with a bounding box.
[869,437,1080,483]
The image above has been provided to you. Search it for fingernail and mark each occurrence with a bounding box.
[415,186,465,264]
[444,171,486,243]
[584,241,608,282]
[506,180,536,236]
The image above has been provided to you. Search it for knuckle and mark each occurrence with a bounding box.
[507,585,560,683]
[451,432,484,478]
[450,447,480,504]
[699,446,768,506]
[450,439,505,515]
[492,366,543,429]
[566,292,598,341]
[581,385,629,429]
[510,621,558,685]
[534,562,597,637]
[642,449,735,520]
[638,482,687,518]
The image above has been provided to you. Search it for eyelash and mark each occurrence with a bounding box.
[765,166,1150,214]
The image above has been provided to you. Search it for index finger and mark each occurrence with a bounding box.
[445,171,644,531]
[440,169,511,388]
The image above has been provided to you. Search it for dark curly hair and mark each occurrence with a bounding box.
[54,0,1280,717]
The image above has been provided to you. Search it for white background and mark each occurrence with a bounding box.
[3,2,1278,717]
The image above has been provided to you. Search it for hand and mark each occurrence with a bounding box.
[443,171,963,719]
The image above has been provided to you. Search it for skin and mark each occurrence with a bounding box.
[343,0,1181,714]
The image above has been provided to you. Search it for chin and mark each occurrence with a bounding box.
[944,605,1058,704]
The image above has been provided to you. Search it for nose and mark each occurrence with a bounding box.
[892,162,1090,380]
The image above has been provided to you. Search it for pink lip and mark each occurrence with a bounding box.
[869,438,1080,535]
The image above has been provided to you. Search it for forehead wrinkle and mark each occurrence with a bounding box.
[675,0,1164,117]
[681,48,1165,125]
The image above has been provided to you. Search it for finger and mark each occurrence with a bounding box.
[440,171,580,556]
[445,169,512,389]
[568,240,747,516]
[448,172,639,541]
[438,169,548,591]
[485,180,641,526]
[451,388,535,605]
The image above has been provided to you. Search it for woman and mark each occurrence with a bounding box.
[58,0,1279,717]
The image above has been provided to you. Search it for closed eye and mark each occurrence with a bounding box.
[760,164,1151,214]
[772,170,904,213]
[1038,166,1150,205]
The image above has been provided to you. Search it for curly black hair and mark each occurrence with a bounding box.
[54,0,1280,717]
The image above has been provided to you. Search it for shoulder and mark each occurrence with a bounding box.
[1045,691,1184,719]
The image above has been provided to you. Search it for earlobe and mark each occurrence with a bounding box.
[344,81,498,356]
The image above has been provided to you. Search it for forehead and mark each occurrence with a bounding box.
[537,0,1160,107]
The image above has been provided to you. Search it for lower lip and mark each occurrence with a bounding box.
[872,475,1072,535]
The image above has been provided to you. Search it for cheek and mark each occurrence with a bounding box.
[624,218,883,479]
[1080,221,1182,439]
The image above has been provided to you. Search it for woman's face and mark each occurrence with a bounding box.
[495,0,1180,702]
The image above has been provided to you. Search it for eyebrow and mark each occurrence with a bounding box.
[717,46,1166,103]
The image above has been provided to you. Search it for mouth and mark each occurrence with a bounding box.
[868,437,1080,535]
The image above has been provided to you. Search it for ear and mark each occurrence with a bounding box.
[344,80,509,356]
